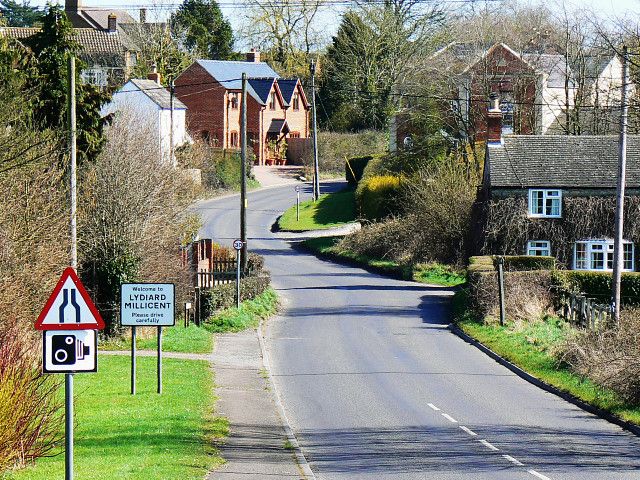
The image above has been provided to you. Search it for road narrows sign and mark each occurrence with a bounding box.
[35,267,105,331]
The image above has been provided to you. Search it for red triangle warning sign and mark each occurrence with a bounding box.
[35,267,105,331]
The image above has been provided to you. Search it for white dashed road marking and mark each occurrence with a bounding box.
[528,470,552,480]
[479,439,499,451]
[441,413,458,423]
[503,455,524,466]
[459,426,478,436]
[427,403,440,411]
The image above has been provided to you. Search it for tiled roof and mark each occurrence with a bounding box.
[125,79,187,110]
[486,135,640,189]
[247,78,275,104]
[277,79,298,106]
[522,53,574,88]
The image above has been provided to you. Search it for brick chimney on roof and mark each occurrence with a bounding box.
[246,48,260,63]
[487,93,503,145]
[148,64,161,85]
[107,13,117,33]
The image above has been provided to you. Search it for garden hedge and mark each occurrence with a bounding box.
[345,156,373,186]
[500,255,556,271]
[555,270,640,305]
[355,174,404,221]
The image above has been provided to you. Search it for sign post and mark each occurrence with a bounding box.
[36,267,105,480]
[295,185,300,222]
[233,239,244,308]
[120,283,175,394]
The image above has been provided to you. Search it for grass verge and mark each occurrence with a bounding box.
[453,291,640,425]
[302,237,465,287]
[278,190,356,231]
[6,355,226,480]
[204,288,278,333]
[101,321,214,355]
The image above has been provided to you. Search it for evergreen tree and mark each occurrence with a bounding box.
[171,0,234,60]
[0,0,43,27]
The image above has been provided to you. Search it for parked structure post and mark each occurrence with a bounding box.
[310,59,320,201]
[612,45,629,324]
[240,73,248,272]
[497,256,506,327]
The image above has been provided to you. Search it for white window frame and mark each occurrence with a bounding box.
[526,240,551,256]
[573,240,634,272]
[528,189,562,218]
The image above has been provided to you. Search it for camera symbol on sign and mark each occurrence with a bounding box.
[51,334,90,365]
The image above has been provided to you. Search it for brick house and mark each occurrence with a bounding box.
[174,52,310,165]
[478,101,640,271]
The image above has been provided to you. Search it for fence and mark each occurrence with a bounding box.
[557,289,612,330]
[197,258,238,288]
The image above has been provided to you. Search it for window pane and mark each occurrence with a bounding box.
[591,251,604,269]
[607,251,614,270]
[576,243,587,269]
[624,244,634,270]
[530,191,542,214]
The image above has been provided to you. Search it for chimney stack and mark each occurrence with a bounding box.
[107,13,117,33]
[148,64,161,85]
[246,48,260,63]
[65,0,82,12]
[139,8,147,23]
[487,93,503,145]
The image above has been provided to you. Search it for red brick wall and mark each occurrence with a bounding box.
[284,83,309,138]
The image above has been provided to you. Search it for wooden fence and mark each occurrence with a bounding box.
[197,258,237,288]
[557,290,612,330]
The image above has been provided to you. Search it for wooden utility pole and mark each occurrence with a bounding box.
[240,73,248,271]
[612,45,629,323]
[310,59,320,201]
[66,55,77,480]
[169,78,175,167]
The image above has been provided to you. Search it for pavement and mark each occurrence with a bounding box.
[252,165,305,188]
[198,181,640,480]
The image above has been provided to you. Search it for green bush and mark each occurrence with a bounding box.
[498,255,556,272]
[200,272,271,318]
[316,130,387,175]
[557,270,640,305]
[345,156,372,186]
[355,174,403,221]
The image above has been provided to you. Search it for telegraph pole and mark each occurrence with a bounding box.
[240,73,248,271]
[310,59,320,201]
[169,78,175,167]
[66,55,77,480]
[612,45,629,324]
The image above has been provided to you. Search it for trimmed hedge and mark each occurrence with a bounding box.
[500,255,556,272]
[355,174,403,221]
[200,271,271,318]
[555,270,640,305]
[345,156,373,186]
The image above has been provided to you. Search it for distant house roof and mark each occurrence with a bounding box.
[267,119,289,135]
[277,79,298,105]
[65,7,136,30]
[485,135,640,189]
[522,53,573,88]
[247,78,276,104]
[123,79,187,110]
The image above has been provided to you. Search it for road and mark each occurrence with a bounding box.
[197,181,640,480]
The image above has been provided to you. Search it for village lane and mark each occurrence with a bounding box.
[197,181,640,480]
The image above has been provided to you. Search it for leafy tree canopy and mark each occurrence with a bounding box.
[171,0,234,60]
[0,0,43,27]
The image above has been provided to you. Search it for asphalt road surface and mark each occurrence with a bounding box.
[197,181,640,480]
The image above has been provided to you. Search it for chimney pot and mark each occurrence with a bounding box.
[148,64,161,85]
[107,13,117,33]
[246,48,261,63]
[487,93,503,145]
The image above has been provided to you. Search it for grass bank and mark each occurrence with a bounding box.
[302,237,465,287]
[204,288,278,333]
[278,190,356,231]
[101,321,214,354]
[453,292,640,425]
[7,355,226,480]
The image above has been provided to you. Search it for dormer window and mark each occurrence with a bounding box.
[528,189,561,218]
[293,93,300,110]
[269,92,276,110]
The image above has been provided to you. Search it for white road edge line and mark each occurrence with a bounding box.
[459,426,478,436]
[428,403,440,411]
[502,454,524,466]
[528,470,552,480]
[479,439,499,451]
[442,413,458,423]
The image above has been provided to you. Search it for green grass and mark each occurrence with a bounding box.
[6,355,226,480]
[101,321,214,355]
[302,237,465,287]
[454,292,640,425]
[278,190,356,231]
[204,288,278,333]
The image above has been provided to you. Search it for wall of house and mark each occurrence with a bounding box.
[258,85,288,164]
[540,81,574,135]
[175,63,226,147]
[159,108,187,166]
[284,84,309,138]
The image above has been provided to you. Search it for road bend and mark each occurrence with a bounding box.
[197,181,640,480]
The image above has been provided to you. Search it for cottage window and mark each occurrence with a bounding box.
[528,189,562,218]
[293,93,300,110]
[289,131,300,138]
[500,99,514,135]
[527,241,550,256]
[229,93,239,109]
[269,92,276,110]
[574,240,634,272]
[230,131,239,148]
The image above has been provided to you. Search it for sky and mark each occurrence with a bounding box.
[28,0,640,47]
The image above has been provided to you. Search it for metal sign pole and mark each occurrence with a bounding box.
[65,372,73,480]
[131,326,136,395]
[236,248,241,309]
[296,188,300,222]
[157,326,162,394]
